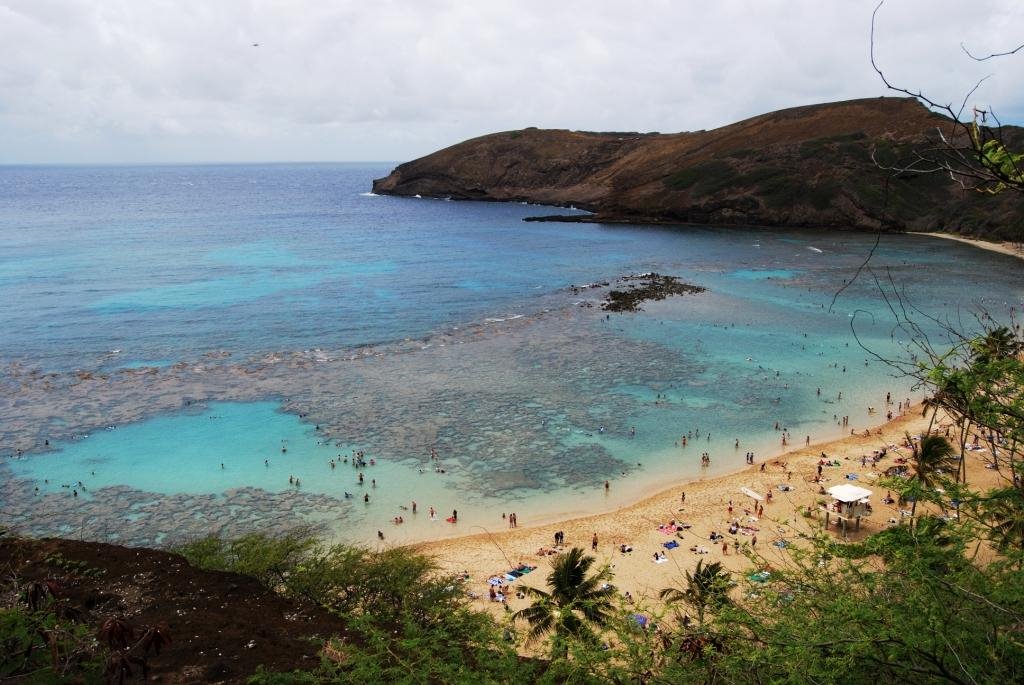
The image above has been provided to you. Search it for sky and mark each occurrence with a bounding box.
[2,0,1023,164]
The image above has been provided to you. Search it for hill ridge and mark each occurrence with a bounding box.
[373,97,1023,237]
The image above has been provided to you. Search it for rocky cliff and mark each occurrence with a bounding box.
[373,97,1023,237]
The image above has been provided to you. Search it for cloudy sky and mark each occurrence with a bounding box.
[2,0,1022,164]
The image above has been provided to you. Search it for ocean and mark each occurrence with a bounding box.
[2,162,1021,546]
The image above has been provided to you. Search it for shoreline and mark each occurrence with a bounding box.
[412,403,1004,612]
[910,231,1024,262]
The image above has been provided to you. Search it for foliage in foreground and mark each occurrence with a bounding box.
[0,562,170,684]
[175,533,533,684]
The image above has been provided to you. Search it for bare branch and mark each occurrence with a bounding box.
[961,40,1024,62]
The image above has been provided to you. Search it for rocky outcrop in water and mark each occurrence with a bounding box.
[602,274,705,312]
[372,97,1024,238]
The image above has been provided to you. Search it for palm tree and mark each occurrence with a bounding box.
[985,488,1024,551]
[659,559,731,626]
[908,433,959,519]
[513,547,615,659]
[970,326,1021,366]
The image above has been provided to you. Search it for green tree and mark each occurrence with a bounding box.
[513,547,615,660]
[658,559,731,626]
[906,433,959,519]
[655,528,1024,684]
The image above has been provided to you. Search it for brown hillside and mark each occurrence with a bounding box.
[373,97,1024,237]
[0,536,346,683]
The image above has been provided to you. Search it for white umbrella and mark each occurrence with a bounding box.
[740,487,764,501]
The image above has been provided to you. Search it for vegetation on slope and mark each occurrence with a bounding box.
[372,97,1024,239]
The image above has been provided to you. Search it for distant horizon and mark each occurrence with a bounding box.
[0,160,397,168]
[5,92,1023,168]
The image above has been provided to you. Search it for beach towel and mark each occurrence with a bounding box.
[663,540,680,549]
[845,473,859,480]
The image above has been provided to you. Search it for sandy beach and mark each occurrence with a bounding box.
[912,231,1024,262]
[415,403,1005,616]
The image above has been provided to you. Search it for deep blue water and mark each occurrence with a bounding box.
[1,162,611,369]
[2,162,1022,545]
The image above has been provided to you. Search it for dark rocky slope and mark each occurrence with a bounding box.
[1,536,347,683]
[373,97,1023,238]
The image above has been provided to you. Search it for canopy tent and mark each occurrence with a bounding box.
[827,484,873,503]
[740,487,764,501]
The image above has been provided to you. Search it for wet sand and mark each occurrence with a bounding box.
[415,404,1005,614]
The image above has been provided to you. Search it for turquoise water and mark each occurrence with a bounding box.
[1,163,1022,546]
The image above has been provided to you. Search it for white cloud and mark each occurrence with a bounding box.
[0,0,1021,163]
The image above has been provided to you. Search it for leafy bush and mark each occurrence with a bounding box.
[180,532,534,683]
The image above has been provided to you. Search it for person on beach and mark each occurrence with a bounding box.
[592,533,598,551]
[412,500,417,513]
[605,480,610,491]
